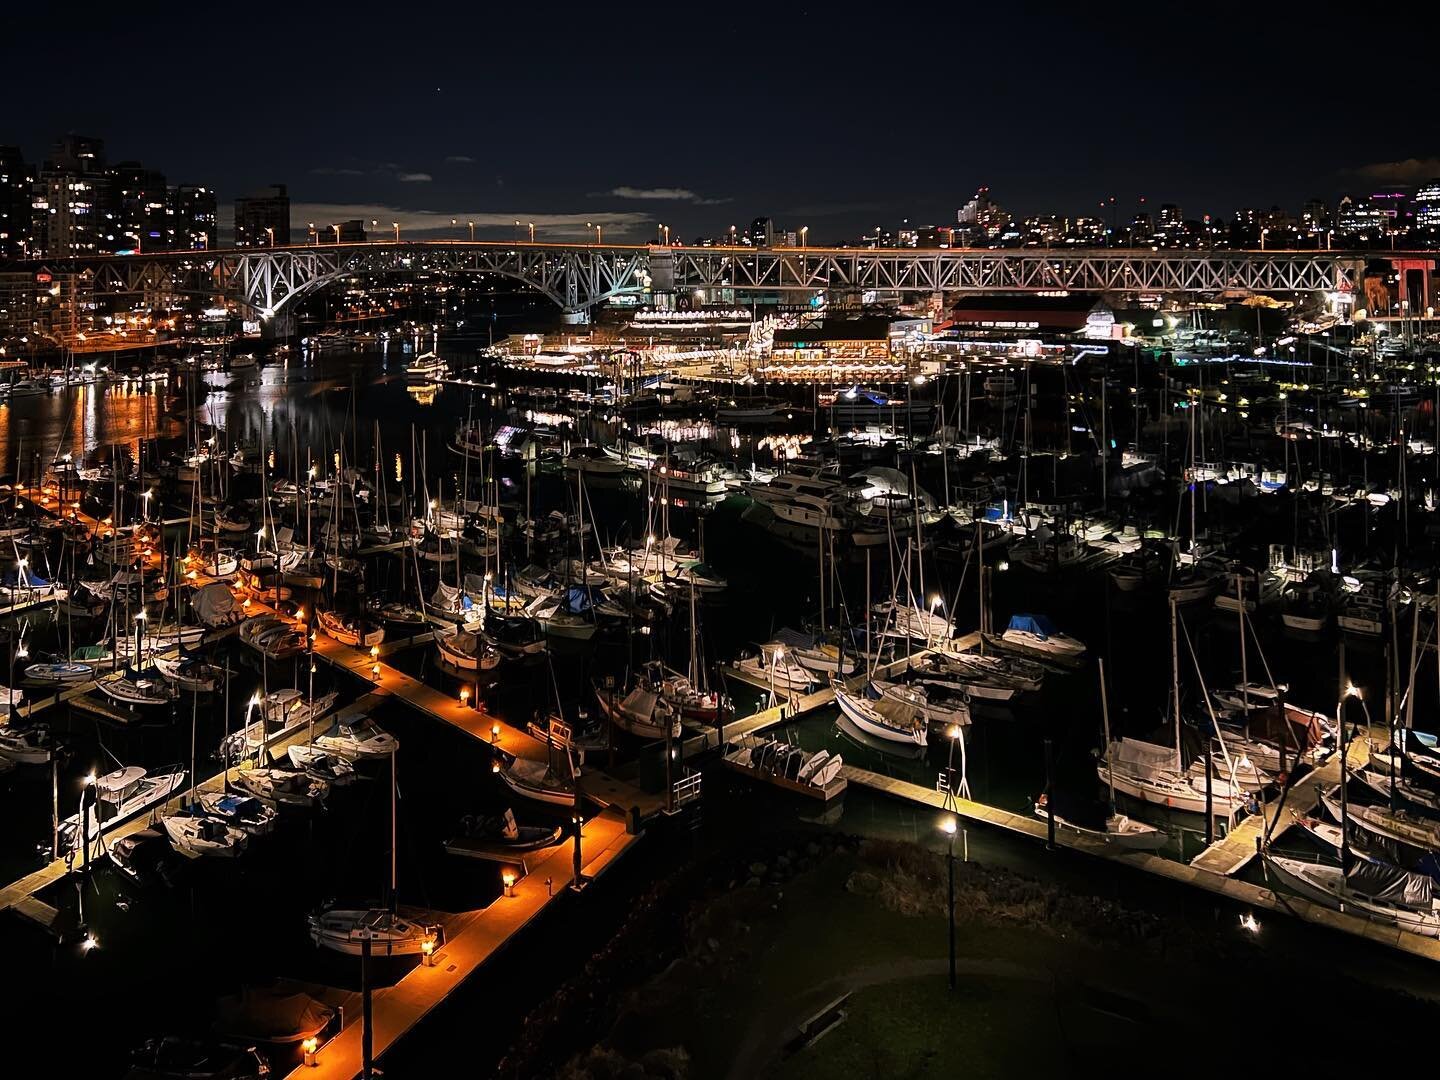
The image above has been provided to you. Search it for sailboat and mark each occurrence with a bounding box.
[832,679,928,747]
[317,608,384,648]
[1096,601,1247,817]
[1262,852,1440,937]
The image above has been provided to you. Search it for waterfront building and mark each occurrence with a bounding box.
[747,216,773,248]
[33,134,115,258]
[1416,180,1440,229]
[171,185,218,249]
[955,187,1011,243]
[113,161,171,252]
[1337,195,1388,238]
[0,146,34,260]
[771,315,894,361]
[235,184,291,247]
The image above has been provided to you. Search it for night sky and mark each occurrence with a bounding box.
[6,2,1439,242]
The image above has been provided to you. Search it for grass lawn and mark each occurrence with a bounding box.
[777,974,1066,1080]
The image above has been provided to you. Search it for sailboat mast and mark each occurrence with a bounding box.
[1099,657,1115,815]
[1170,596,1182,773]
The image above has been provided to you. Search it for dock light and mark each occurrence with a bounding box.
[490,723,501,744]
[940,816,957,836]
[502,869,517,897]
[136,610,147,622]
[17,557,26,569]
[81,933,99,953]
[85,771,97,787]
[947,725,961,742]
[1239,913,1260,934]
[420,938,437,967]
[1345,683,1361,699]
[310,631,318,646]
[491,760,501,774]
[296,607,306,623]
[242,598,252,609]
[16,640,28,659]
[371,663,381,681]
[369,645,380,661]
[459,688,470,708]
[996,560,1010,572]
[302,1036,320,1065]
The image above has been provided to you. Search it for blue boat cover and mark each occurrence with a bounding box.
[1008,614,1058,639]
[563,586,599,613]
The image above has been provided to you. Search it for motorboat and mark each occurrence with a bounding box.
[162,809,248,858]
[231,767,329,808]
[287,743,359,785]
[152,654,222,693]
[58,764,187,854]
[444,808,563,859]
[23,661,94,685]
[195,791,278,835]
[219,689,340,762]
[0,725,52,765]
[316,718,398,760]
[239,616,306,660]
[730,644,817,693]
[107,827,184,887]
[308,907,441,956]
[404,351,447,380]
[723,739,846,801]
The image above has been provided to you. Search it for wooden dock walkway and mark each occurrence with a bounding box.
[1188,734,1373,876]
[840,763,1440,965]
[0,694,379,923]
[285,810,636,1080]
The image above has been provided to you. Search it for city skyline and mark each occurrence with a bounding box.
[4,2,1439,243]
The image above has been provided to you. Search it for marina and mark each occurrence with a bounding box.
[5,41,1440,1069]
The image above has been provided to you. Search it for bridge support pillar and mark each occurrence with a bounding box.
[560,308,591,326]
[260,312,296,339]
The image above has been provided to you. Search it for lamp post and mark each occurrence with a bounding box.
[265,226,274,247]
[940,815,957,990]
[467,221,475,242]
[527,222,535,243]
[332,224,342,244]
[392,221,401,242]
[586,221,601,244]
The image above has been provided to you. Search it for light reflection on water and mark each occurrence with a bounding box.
[0,382,178,475]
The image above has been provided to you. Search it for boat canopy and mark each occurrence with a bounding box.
[1348,860,1433,907]
[1008,614,1059,639]
[193,582,236,624]
[562,585,599,614]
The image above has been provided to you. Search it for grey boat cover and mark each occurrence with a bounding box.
[193,582,236,625]
[1348,861,1433,908]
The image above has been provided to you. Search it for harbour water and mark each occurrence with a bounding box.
[0,344,1435,1075]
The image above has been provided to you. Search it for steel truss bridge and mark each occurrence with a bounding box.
[30,241,1417,319]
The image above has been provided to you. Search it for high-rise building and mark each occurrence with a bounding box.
[234,185,291,247]
[747,216,773,248]
[955,187,1010,243]
[33,134,115,258]
[0,146,34,260]
[113,161,170,252]
[1301,198,1330,231]
[171,185,218,249]
[1337,195,1387,236]
[1416,180,1440,229]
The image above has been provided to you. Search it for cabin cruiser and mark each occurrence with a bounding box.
[231,767,329,808]
[162,810,248,858]
[58,764,187,854]
[444,808,563,859]
[287,744,359,785]
[316,718,398,760]
[219,689,339,762]
[404,351,447,380]
[196,791,278,835]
